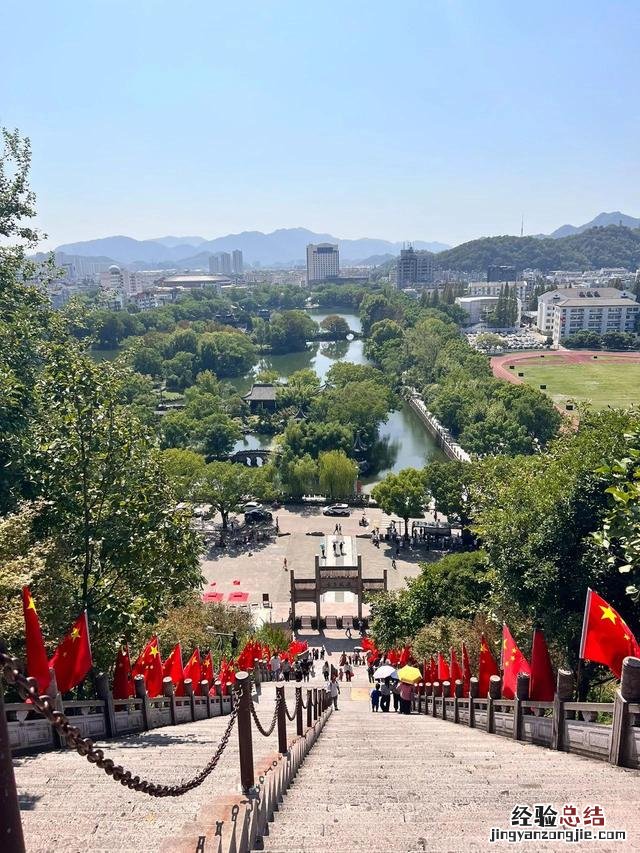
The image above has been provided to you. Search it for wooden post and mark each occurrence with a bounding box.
[183,679,195,722]
[514,672,530,741]
[432,681,441,718]
[95,671,116,738]
[610,656,640,767]
[276,686,287,755]
[306,689,312,729]
[295,687,303,736]
[134,675,150,731]
[468,677,478,728]
[236,673,255,792]
[0,682,26,853]
[551,668,573,751]
[163,677,176,726]
[313,687,318,721]
[487,675,501,734]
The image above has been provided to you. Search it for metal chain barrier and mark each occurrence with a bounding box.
[283,691,299,722]
[249,691,280,737]
[1,652,237,798]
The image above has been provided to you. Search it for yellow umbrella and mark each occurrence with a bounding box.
[397,665,422,684]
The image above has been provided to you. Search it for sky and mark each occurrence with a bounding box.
[1,0,639,249]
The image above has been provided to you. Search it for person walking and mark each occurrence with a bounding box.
[345,622,352,639]
[283,557,288,571]
[270,652,281,682]
[399,680,413,714]
[322,661,330,681]
[392,680,401,712]
[391,557,397,570]
[281,658,291,682]
[371,681,381,712]
[380,678,391,712]
[325,672,341,710]
[367,662,375,683]
[301,658,311,682]
[320,543,325,559]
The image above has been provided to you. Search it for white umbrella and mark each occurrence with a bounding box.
[373,664,397,680]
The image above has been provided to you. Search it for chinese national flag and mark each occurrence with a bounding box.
[398,645,412,667]
[201,651,215,684]
[450,646,463,687]
[461,642,472,697]
[502,624,531,700]
[580,588,640,679]
[436,652,450,683]
[22,587,50,694]
[428,655,437,682]
[183,647,202,694]
[478,633,499,697]
[530,628,556,701]
[163,643,185,695]
[112,643,134,699]
[132,636,163,697]
[49,612,93,694]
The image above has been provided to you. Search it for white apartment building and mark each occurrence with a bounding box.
[537,287,635,336]
[549,291,639,344]
[232,250,243,275]
[306,243,339,284]
[466,280,529,301]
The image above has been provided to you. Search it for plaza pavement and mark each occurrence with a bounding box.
[200,505,442,624]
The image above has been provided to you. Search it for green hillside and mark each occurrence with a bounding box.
[433,225,640,272]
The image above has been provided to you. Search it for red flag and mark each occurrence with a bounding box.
[163,643,185,695]
[49,612,93,694]
[580,588,640,679]
[461,642,472,697]
[478,633,499,696]
[201,651,214,684]
[184,647,202,694]
[502,624,531,700]
[22,587,50,694]
[530,629,555,701]
[112,643,134,699]
[449,647,462,687]
[132,636,164,697]
[436,651,450,683]
[428,655,437,682]
[398,645,411,667]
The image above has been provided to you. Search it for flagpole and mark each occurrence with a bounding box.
[577,588,591,700]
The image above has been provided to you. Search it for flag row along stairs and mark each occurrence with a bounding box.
[9,661,640,852]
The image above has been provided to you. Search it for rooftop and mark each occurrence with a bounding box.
[242,383,277,402]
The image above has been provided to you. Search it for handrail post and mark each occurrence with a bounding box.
[551,669,573,750]
[276,685,287,755]
[468,677,478,728]
[432,681,441,718]
[134,675,150,731]
[487,675,501,734]
[424,682,432,715]
[0,678,26,853]
[214,679,223,715]
[95,671,116,738]
[306,689,312,729]
[454,679,463,723]
[184,679,195,722]
[514,672,530,740]
[312,687,318,721]
[236,672,255,792]
[441,680,450,719]
[610,656,640,766]
[163,677,176,726]
[295,687,303,736]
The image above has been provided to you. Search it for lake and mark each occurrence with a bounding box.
[233,308,442,486]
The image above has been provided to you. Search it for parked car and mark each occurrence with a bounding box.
[245,508,273,523]
[323,504,351,517]
[243,501,261,511]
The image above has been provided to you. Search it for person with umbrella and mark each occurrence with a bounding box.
[397,665,422,714]
[379,677,392,712]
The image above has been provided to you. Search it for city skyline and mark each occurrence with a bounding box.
[2,0,639,249]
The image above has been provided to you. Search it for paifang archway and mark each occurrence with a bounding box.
[290,535,387,626]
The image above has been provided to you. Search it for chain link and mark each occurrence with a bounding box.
[249,692,280,737]
[283,691,299,722]
[1,652,237,798]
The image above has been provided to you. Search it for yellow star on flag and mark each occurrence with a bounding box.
[71,626,81,640]
[480,643,488,653]
[27,595,37,613]
[600,605,617,624]
[150,645,159,657]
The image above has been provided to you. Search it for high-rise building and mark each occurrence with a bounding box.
[209,252,232,275]
[396,246,435,288]
[232,249,243,275]
[487,265,517,282]
[306,243,339,284]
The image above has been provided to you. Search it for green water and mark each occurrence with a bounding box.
[233,309,442,484]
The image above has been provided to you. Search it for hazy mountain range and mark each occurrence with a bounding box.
[52,213,640,269]
[55,229,449,267]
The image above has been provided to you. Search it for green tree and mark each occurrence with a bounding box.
[279,453,319,498]
[161,449,206,500]
[318,450,358,499]
[423,460,474,531]
[198,461,259,529]
[132,346,164,377]
[199,412,242,460]
[320,314,350,337]
[371,468,427,538]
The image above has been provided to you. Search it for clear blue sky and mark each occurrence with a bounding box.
[2,0,639,248]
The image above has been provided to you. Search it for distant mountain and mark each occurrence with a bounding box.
[55,228,449,267]
[550,211,640,239]
[434,225,640,273]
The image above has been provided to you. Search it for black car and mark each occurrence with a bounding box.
[323,504,351,517]
[245,508,273,523]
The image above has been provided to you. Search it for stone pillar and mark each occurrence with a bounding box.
[184,679,195,722]
[200,680,211,717]
[163,677,176,725]
[95,672,116,738]
[468,677,478,728]
[236,673,255,792]
[0,680,26,853]
[610,656,640,767]
[487,675,502,734]
[134,675,150,731]
[551,668,573,751]
[514,672,530,741]
[432,681,441,718]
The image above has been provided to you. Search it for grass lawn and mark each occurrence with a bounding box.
[520,361,640,409]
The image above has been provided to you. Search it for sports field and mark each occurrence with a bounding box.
[491,351,640,410]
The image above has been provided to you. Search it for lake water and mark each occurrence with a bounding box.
[233,308,442,485]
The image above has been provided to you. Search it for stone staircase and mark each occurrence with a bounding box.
[259,683,640,853]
